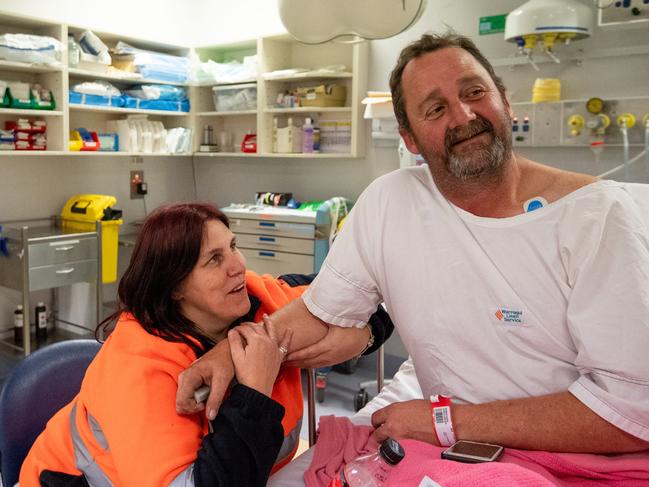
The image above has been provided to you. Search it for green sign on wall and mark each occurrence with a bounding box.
[479,14,507,35]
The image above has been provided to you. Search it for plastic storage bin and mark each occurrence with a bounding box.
[6,87,35,109]
[0,86,10,108]
[212,83,257,112]
[61,194,123,283]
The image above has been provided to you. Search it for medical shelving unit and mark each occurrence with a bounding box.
[0,11,368,159]
[192,33,368,158]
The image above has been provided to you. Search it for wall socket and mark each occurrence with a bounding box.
[130,170,144,199]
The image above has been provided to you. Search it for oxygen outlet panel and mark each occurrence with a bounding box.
[562,97,649,146]
[599,0,649,27]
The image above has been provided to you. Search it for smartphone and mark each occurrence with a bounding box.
[441,440,504,463]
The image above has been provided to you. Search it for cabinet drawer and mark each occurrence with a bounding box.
[29,260,97,291]
[240,248,314,276]
[230,218,315,239]
[236,233,313,255]
[29,237,97,268]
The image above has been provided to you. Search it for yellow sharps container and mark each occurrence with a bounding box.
[61,194,123,283]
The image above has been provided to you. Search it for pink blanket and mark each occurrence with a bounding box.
[305,416,649,487]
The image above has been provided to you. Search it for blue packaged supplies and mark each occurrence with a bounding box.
[69,91,125,107]
[114,42,190,84]
[122,96,189,112]
[124,84,187,101]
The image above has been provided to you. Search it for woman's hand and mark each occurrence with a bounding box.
[228,314,293,397]
[176,339,234,420]
[284,324,370,369]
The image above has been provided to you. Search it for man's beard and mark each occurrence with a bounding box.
[422,113,512,182]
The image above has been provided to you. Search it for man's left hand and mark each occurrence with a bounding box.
[284,324,370,368]
[371,400,438,444]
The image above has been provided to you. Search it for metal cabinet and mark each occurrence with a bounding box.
[222,203,348,276]
[0,219,103,355]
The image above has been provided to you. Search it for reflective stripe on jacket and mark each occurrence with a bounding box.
[20,270,305,486]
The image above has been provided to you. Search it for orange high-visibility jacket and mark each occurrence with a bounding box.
[20,271,306,486]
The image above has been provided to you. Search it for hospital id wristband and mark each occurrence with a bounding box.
[430,394,456,447]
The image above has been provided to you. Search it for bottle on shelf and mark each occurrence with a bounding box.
[313,125,321,153]
[68,35,81,68]
[14,304,24,346]
[35,301,47,341]
[302,117,314,153]
[333,438,405,487]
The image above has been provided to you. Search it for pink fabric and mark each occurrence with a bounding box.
[304,416,379,487]
[305,416,649,487]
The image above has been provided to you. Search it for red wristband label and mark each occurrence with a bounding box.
[430,394,456,447]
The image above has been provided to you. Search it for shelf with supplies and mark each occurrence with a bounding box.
[196,110,257,117]
[68,68,188,87]
[0,108,63,116]
[193,152,264,158]
[0,151,191,157]
[192,151,353,159]
[0,12,368,158]
[256,34,367,158]
[68,103,190,116]
[0,59,63,74]
[265,107,352,114]
[262,72,353,82]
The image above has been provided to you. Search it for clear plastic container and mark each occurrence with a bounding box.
[68,35,80,67]
[339,438,405,487]
[212,82,257,112]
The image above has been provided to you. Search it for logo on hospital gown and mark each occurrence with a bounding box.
[495,307,523,324]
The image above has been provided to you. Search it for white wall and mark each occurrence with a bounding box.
[0,0,190,46]
[189,0,286,46]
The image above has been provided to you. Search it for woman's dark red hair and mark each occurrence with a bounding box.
[97,202,229,357]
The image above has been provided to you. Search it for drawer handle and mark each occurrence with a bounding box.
[55,267,75,275]
[258,222,276,227]
[50,239,80,247]
[259,251,275,258]
[54,246,75,251]
[259,237,276,242]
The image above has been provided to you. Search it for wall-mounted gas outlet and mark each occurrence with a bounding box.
[130,170,145,199]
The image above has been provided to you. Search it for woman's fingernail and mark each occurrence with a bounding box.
[208,408,216,420]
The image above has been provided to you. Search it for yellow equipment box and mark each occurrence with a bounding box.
[297,84,347,107]
[61,194,123,283]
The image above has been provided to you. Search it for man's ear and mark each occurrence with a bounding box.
[399,128,420,155]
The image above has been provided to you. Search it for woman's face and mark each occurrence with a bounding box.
[176,219,250,341]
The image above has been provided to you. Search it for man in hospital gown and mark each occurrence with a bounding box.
[178,33,649,457]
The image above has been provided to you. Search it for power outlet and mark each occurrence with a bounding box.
[130,170,144,199]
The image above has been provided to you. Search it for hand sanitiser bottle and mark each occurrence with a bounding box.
[335,438,405,487]
[302,117,314,153]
